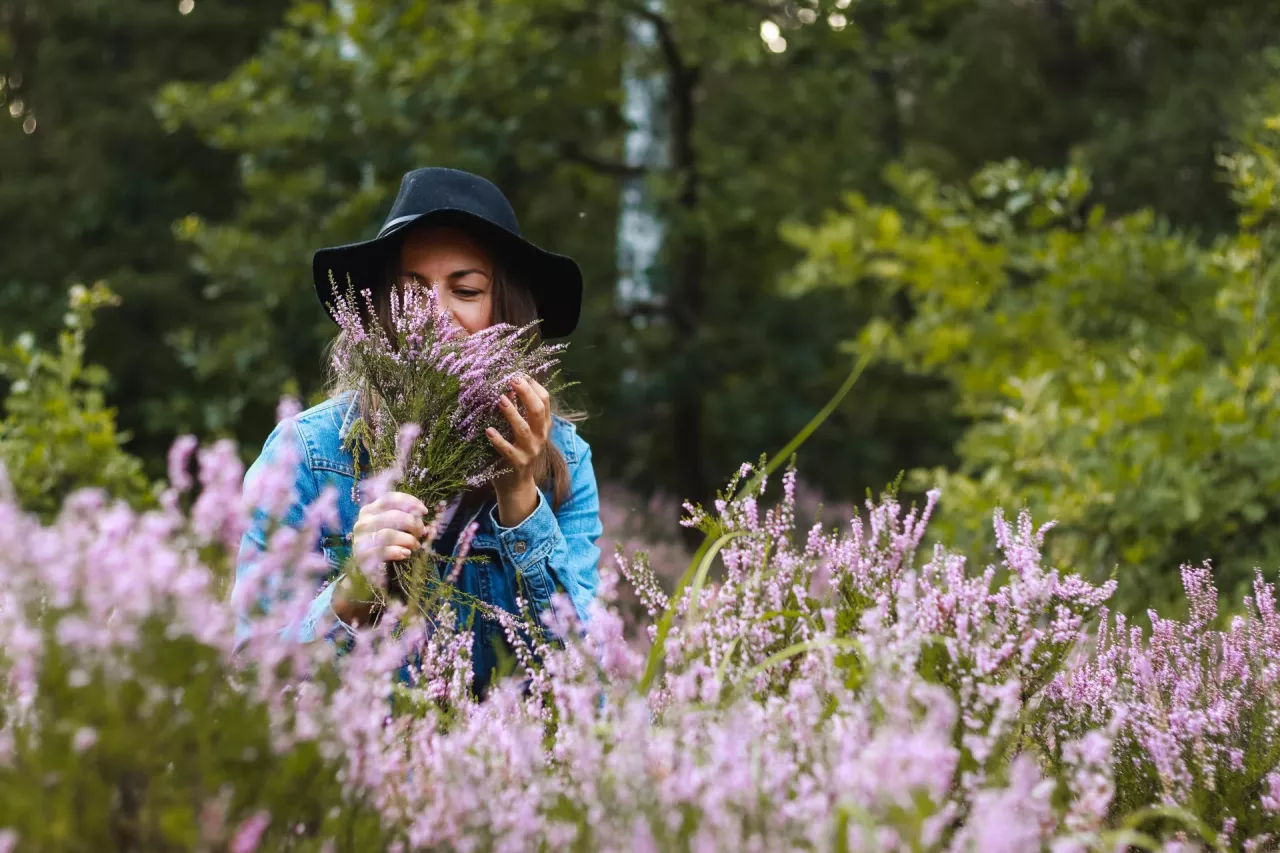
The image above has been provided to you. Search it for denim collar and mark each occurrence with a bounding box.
[336,391,360,443]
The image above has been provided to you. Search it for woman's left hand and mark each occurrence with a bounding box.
[487,376,551,527]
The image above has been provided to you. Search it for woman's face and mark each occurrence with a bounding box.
[397,225,494,334]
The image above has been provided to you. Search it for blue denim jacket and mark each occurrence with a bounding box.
[233,392,602,690]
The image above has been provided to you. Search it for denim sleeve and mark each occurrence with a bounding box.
[488,436,602,623]
[233,420,352,645]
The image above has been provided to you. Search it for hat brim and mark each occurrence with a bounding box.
[312,209,583,339]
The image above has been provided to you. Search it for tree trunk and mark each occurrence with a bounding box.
[666,57,708,512]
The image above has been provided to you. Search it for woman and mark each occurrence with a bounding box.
[234,167,602,692]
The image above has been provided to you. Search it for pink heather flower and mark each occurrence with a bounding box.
[1263,772,1280,812]
[275,396,302,423]
[958,755,1056,852]
[393,422,422,477]
[191,439,247,550]
[13,406,1272,852]
[448,520,480,584]
[166,434,199,493]
[229,811,271,853]
[0,830,16,853]
[358,468,401,507]
[71,726,98,753]
[198,789,233,844]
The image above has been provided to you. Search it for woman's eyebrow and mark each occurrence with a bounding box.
[399,269,491,281]
[447,268,491,281]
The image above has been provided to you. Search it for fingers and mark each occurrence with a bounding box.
[529,377,551,407]
[364,546,412,563]
[510,377,548,434]
[490,377,553,479]
[331,577,375,626]
[369,491,429,516]
[379,509,427,538]
[352,494,429,567]
[497,393,534,444]
[354,528,420,563]
[375,527,420,552]
[354,509,426,539]
[486,426,524,467]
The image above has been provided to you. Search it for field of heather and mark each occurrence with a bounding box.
[1,426,1276,851]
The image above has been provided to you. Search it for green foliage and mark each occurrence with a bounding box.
[0,0,291,468]
[7,0,1280,522]
[784,118,1280,611]
[0,283,151,517]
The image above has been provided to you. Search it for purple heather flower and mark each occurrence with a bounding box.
[229,811,271,853]
[166,434,199,493]
[71,726,98,754]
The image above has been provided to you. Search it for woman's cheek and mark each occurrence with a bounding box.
[465,300,494,333]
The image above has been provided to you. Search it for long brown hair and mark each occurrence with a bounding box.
[325,223,578,510]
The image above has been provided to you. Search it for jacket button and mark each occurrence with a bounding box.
[513,540,528,555]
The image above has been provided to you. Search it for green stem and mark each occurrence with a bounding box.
[637,353,874,695]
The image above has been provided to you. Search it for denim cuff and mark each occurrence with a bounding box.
[489,491,560,609]
[299,580,356,645]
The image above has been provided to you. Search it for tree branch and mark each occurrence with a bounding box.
[715,0,779,17]
[621,0,695,86]
[616,299,669,322]
[560,141,649,178]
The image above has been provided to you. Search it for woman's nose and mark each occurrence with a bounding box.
[431,286,465,331]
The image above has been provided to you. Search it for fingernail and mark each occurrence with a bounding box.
[499,396,510,407]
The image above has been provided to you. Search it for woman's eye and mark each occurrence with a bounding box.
[454,288,482,298]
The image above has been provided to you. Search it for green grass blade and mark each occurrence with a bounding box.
[739,637,866,685]
[1120,805,1225,852]
[638,355,873,695]
[686,531,749,625]
[735,350,873,501]
[638,531,722,695]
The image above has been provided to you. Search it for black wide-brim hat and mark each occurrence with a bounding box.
[312,167,583,338]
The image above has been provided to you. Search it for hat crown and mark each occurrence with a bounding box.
[381,167,521,236]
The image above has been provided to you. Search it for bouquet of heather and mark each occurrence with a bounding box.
[327,275,567,611]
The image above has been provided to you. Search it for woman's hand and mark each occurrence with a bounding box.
[336,492,429,626]
[487,376,551,528]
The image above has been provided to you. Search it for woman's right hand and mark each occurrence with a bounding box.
[334,492,430,626]
[352,491,430,566]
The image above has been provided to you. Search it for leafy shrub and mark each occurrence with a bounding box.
[0,283,151,518]
[783,118,1280,612]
